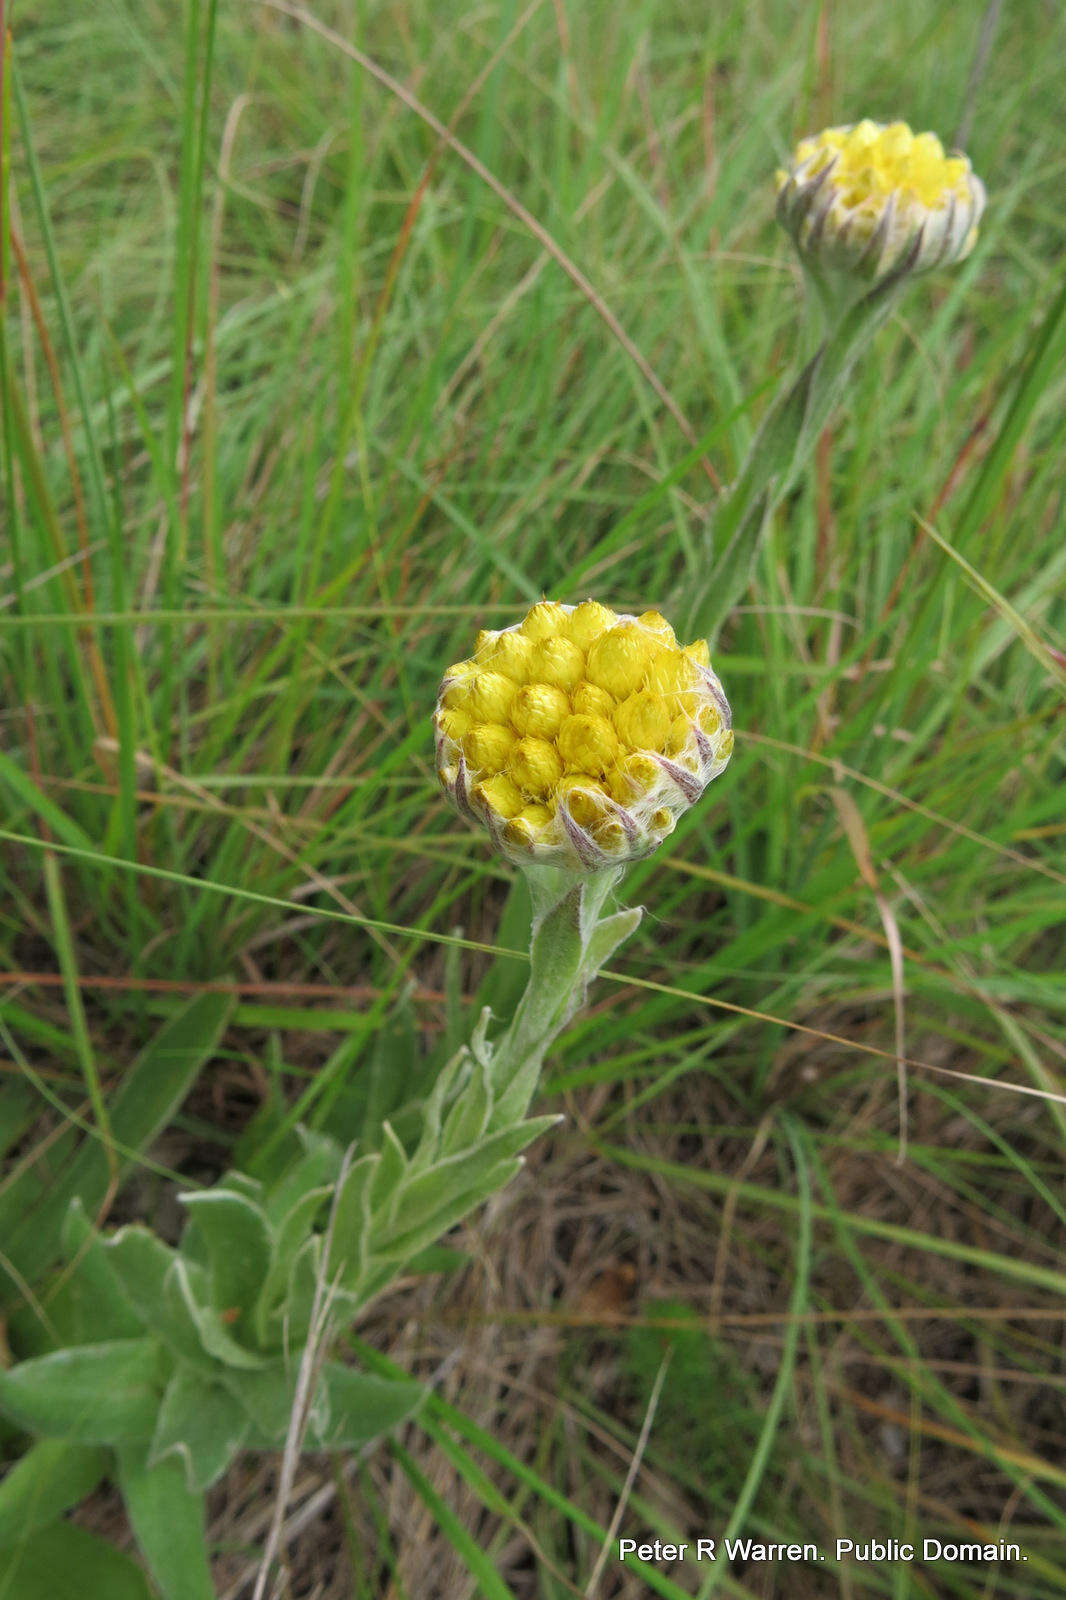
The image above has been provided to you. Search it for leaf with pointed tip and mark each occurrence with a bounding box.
[10,1199,140,1356]
[262,1129,342,1223]
[254,1184,332,1345]
[324,1152,377,1284]
[166,1260,270,1370]
[0,1520,155,1599]
[0,1438,107,1546]
[377,1119,556,1248]
[117,1447,216,1600]
[0,1339,164,1443]
[179,1188,274,1338]
[306,1364,423,1449]
[149,1363,250,1491]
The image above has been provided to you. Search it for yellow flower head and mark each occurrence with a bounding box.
[434,600,733,870]
[775,120,985,284]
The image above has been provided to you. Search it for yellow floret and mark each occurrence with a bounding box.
[645,648,699,699]
[520,600,569,641]
[503,804,554,852]
[462,722,515,773]
[585,622,657,698]
[613,692,672,751]
[468,670,518,723]
[556,774,610,829]
[799,120,971,209]
[571,681,615,720]
[480,630,536,682]
[608,752,661,802]
[510,683,570,739]
[637,610,676,643]
[436,706,474,743]
[666,714,695,756]
[531,635,585,691]
[694,704,723,737]
[473,773,525,821]
[509,737,564,798]
[684,638,711,668]
[443,659,476,683]
[557,713,620,776]
[565,600,617,650]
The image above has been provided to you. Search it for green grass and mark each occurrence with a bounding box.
[2,0,1066,1594]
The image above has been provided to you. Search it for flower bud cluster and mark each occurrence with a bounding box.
[776,119,985,284]
[434,600,733,870]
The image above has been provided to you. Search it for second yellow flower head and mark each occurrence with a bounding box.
[776,119,985,285]
[434,600,732,871]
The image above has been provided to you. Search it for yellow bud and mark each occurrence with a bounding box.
[613,691,672,751]
[462,722,515,773]
[666,714,694,756]
[637,610,676,643]
[645,648,698,699]
[557,713,619,776]
[718,729,735,762]
[520,600,568,640]
[694,703,723,737]
[468,670,518,723]
[503,803,554,852]
[474,630,496,659]
[473,772,524,820]
[650,807,676,836]
[437,762,458,791]
[556,774,609,829]
[571,681,614,719]
[440,681,468,711]
[508,737,564,798]
[480,629,535,682]
[585,622,657,698]
[565,600,616,650]
[510,682,570,739]
[443,659,476,683]
[591,816,627,853]
[436,707,473,743]
[608,752,660,802]
[531,635,584,691]
[684,638,711,667]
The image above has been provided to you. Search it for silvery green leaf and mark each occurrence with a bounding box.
[270,1233,322,1348]
[219,1362,300,1444]
[0,1339,164,1444]
[379,1118,557,1249]
[108,1237,216,1374]
[436,1047,494,1160]
[356,1158,523,1301]
[7,1199,141,1353]
[0,1438,108,1547]
[578,905,643,983]
[414,1042,470,1160]
[116,1447,216,1600]
[253,1184,333,1347]
[305,1364,423,1450]
[0,1520,156,1600]
[324,1152,378,1286]
[368,1122,409,1223]
[166,1261,270,1371]
[179,1189,275,1339]
[149,1363,250,1491]
[468,1006,495,1069]
[263,1129,343,1224]
[215,1171,265,1207]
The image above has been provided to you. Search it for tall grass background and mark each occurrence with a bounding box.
[2,0,1065,1593]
